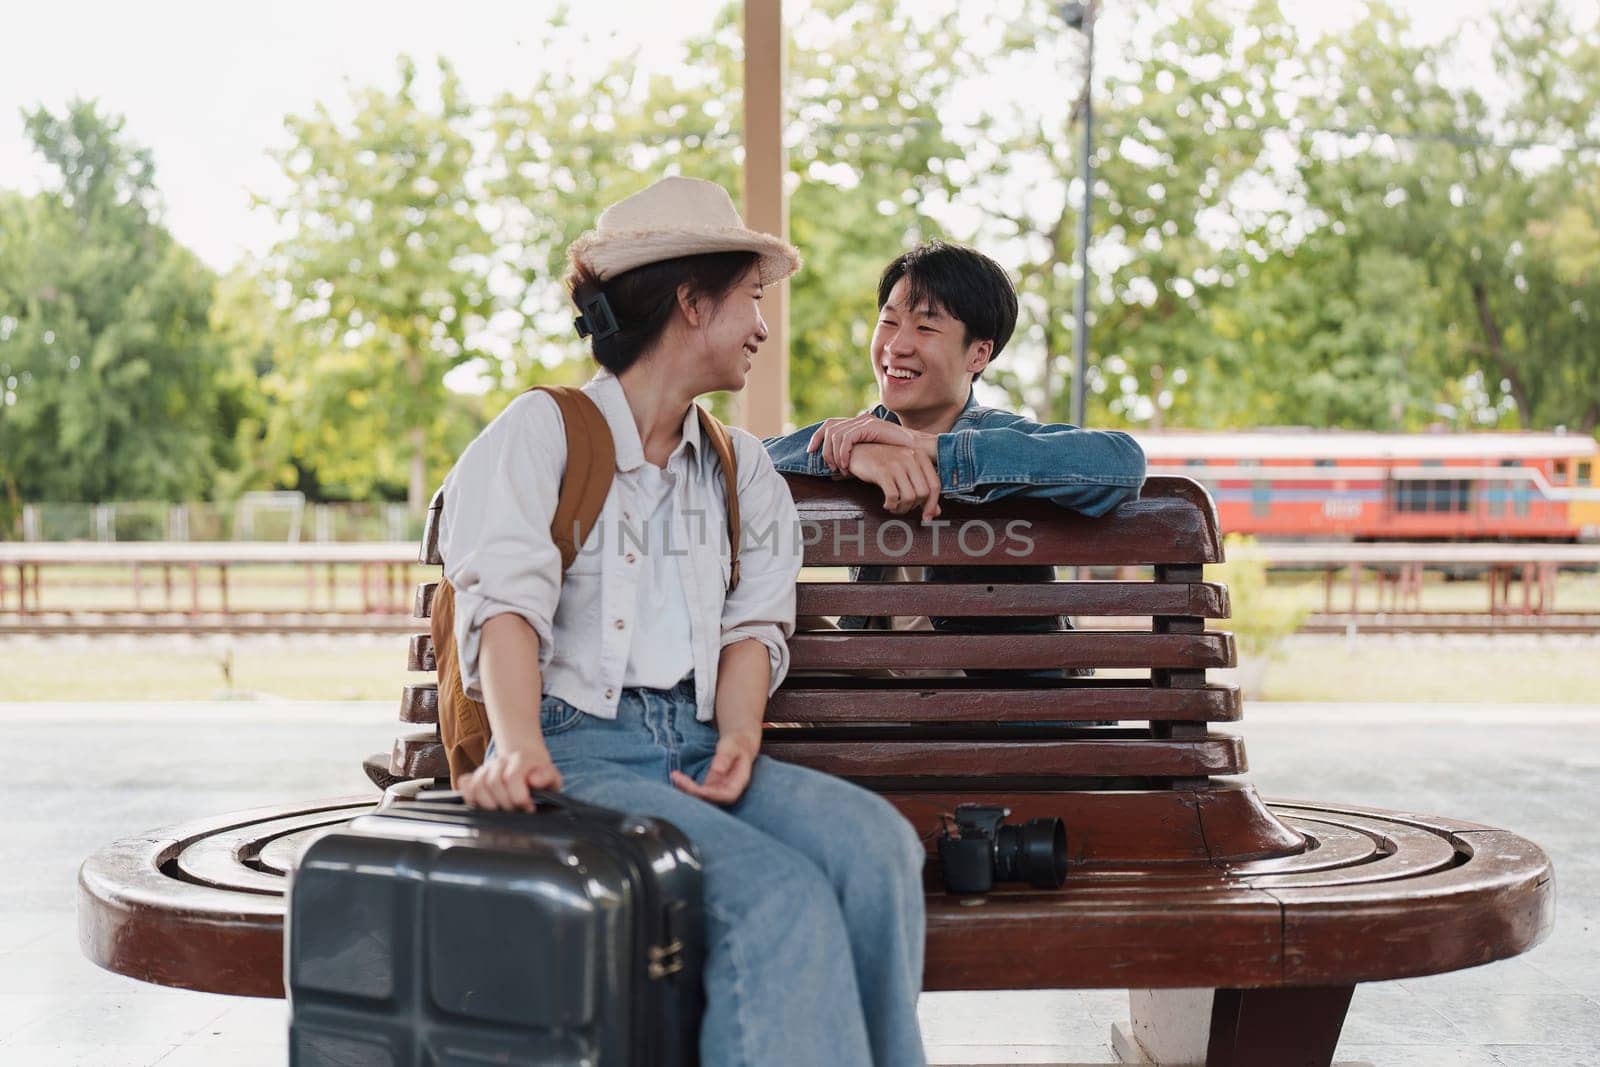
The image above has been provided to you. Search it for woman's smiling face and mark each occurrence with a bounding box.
[698,264,768,392]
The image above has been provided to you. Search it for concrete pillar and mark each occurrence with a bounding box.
[740,0,789,437]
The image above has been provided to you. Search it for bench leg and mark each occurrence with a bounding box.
[1112,985,1354,1067]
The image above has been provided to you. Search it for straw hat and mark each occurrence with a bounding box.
[569,177,801,285]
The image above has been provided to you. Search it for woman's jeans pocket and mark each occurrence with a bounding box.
[539,695,586,737]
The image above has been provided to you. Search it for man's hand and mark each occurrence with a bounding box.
[808,414,938,473]
[846,442,943,520]
[671,730,759,805]
[460,743,563,811]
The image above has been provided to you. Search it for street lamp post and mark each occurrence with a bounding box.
[1060,0,1095,429]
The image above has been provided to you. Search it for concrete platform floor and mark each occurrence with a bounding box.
[0,700,1595,1066]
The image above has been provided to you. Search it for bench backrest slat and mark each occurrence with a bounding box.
[397,678,1242,725]
[769,680,1240,722]
[388,731,1248,785]
[789,631,1236,672]
[407,629,1239,675]
[414,579,1231,622]
[791,477,1221,567]
[417,578,1231,620]
[797,580,1230,618]
[762,734,1246,781]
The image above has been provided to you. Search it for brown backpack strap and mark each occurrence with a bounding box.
[530,385,616,571]
[695,405,742,592]
[429,578,490,785]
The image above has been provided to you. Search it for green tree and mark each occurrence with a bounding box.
[1295,0,1600,431]
[259,57,495,509]
[487,0,964,427]
[0,101,239,504]
[783,0,966,422]
[207,264,302,499]
[959,0,1316,427]
[952,0,1598,434]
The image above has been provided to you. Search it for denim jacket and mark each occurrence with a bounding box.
[763,390,1146,516]
[764,392,1146,679]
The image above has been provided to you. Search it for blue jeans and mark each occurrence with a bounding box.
[493,676,927,1067]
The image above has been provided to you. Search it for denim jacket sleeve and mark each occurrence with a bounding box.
[936,410,1146,516]
[762,421,836,478]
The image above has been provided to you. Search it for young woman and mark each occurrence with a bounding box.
[438,177,927,1066]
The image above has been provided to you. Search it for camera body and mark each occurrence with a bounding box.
[936,804,1069,895]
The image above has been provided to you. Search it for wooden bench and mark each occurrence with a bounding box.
[79,476,1554,1065]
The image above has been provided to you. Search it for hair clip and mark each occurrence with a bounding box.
[574,290,620,342]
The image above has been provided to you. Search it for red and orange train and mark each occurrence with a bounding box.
[1136,431,1600,542]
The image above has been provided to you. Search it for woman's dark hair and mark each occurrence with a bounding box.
[566,250,761,374]
[877,242,1019,378]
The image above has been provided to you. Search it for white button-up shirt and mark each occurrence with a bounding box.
[618,459,695,690]
[438,370,802,722]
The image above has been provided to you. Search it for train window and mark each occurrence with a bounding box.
[1394,478,1472,513]
[1489,460,1514,517]
[1553,459,1568,485]
[1580,461,1594,486]
[1252,480,1271,516]
[1502,460,1531,516]
[1516,484,1531,516]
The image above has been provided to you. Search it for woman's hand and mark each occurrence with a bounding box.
[460,743,563,811]
[672,730,760,805]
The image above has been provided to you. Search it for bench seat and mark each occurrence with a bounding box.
[77,792,1550,999]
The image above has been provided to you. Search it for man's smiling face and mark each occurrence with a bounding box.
[871,276,993,429]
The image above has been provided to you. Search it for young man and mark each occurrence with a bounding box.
[764,241,1146,674]
[765,240,1144,518]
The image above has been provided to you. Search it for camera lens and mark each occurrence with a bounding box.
[996,818,1068,889]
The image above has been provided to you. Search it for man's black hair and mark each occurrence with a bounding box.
[876,242,1018,377]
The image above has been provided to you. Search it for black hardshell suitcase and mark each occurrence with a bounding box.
[287,790,704,1067]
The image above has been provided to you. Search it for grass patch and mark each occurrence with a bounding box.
[1258,637,1600,703]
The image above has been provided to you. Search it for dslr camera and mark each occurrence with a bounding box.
[935,804,1068,895]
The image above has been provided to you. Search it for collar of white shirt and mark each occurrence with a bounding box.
[585,370,703,473]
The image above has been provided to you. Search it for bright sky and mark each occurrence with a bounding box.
[0,0,723,268]
[0,0,1580,272]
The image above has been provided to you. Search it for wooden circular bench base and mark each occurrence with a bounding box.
[78,792,1552,999]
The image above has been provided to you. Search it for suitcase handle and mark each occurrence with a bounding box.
[411,787,615,821]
